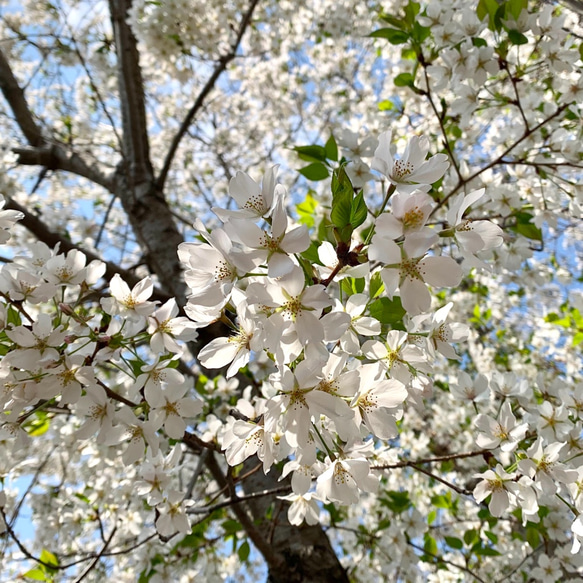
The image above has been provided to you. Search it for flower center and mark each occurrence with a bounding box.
[214,260,234,282]
[402,207,424,230]
[393,160,414,181]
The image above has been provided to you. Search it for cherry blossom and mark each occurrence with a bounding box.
[372,130,449,193]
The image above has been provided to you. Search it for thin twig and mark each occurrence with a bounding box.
[408,541,489,583]
[156,0,261,191]
[73,524,118,583]
[371,449,489,470]
[187,485,291,515]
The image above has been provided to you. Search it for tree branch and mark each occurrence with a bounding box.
[187,485,291,515]
[12,146,115,192]
[0,47,44,147]
[372,449,490,470]
[156,0,261,192]
[5,196,171,301]
[434,103,570,213]
[73,524,118,583]
[0,49,114,191]
[108,0,153,187]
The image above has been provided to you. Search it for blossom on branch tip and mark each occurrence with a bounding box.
[213,165,282,222]
[369,232,462,315]
[372,130,449,193]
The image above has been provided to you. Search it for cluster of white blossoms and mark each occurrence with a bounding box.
[0,129,507,539]
[0,224,202,535]
[177,129,504,526]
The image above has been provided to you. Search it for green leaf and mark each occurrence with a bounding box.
[23,568,47,581]
[330,167,354,235]
[472,37,488,48]
[378,100,394,111]
[506,0,527,20]
[573,332,583,347]
[431,493,452,510]
[221,519,242,535]
[301,241,321,264]
[411,22,431,43]
[40,549,59,568]
[238,540,250,562]
[477,0,500,29]
[299,163,329,182]
[293,145,327,163]
[507,29,528,45]
[341,277,365,297]
[424,533,438,556]
[27,416,50,437]
[444,536,463,550]
[297,193,318,227]
[404,1,421,26]
[394,72,415,88]
[349,191,368,229]
[464,529,479,546]
[511,212,542,241]
[381,490,412,513]
[370,272,384,298]
[526,526,540,549]
[474,546,501,556]
[369,28,410,44]
[380,13,405,28]
[369,297,406,324]
[7,305,22,327]
[324,134,338,161]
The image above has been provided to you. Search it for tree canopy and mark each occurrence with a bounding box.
[0,0,583,581]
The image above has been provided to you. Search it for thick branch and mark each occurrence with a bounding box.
[108,0,153,187]
[6,196,170,300]
[13,146,115,193]
[435,103,570,213]
[0,49,113,190]
[0,48,44,147]
[156,0,261,191]
[107,0,186,302]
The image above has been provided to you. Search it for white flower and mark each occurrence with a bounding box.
[518,438,577,494]
[198,308,263,379]
[247,266,332,345]
[5,313,67,369]
[106,407,160,465]
[362,330,427,385]
[149,382,202,440]
[134,356,185,407]
[155,491,192,537]
[101,274,156,320]
[350,363,408,439]
[74,383,116,442]
[530,554,562,583]
[475,401,528,452]
[449,371,490,403]
[213,165,282,221]
[278,492,321,526]
[225,197,310,278]
[376,190,435,239]
[316,457,378,504]
[372,130,449,193]
[473,464,519,517]
[264,360,353,452]
[446,188,503,254]
[369,233,462,315]
[147,298,199,354]
[0,195,23,243]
